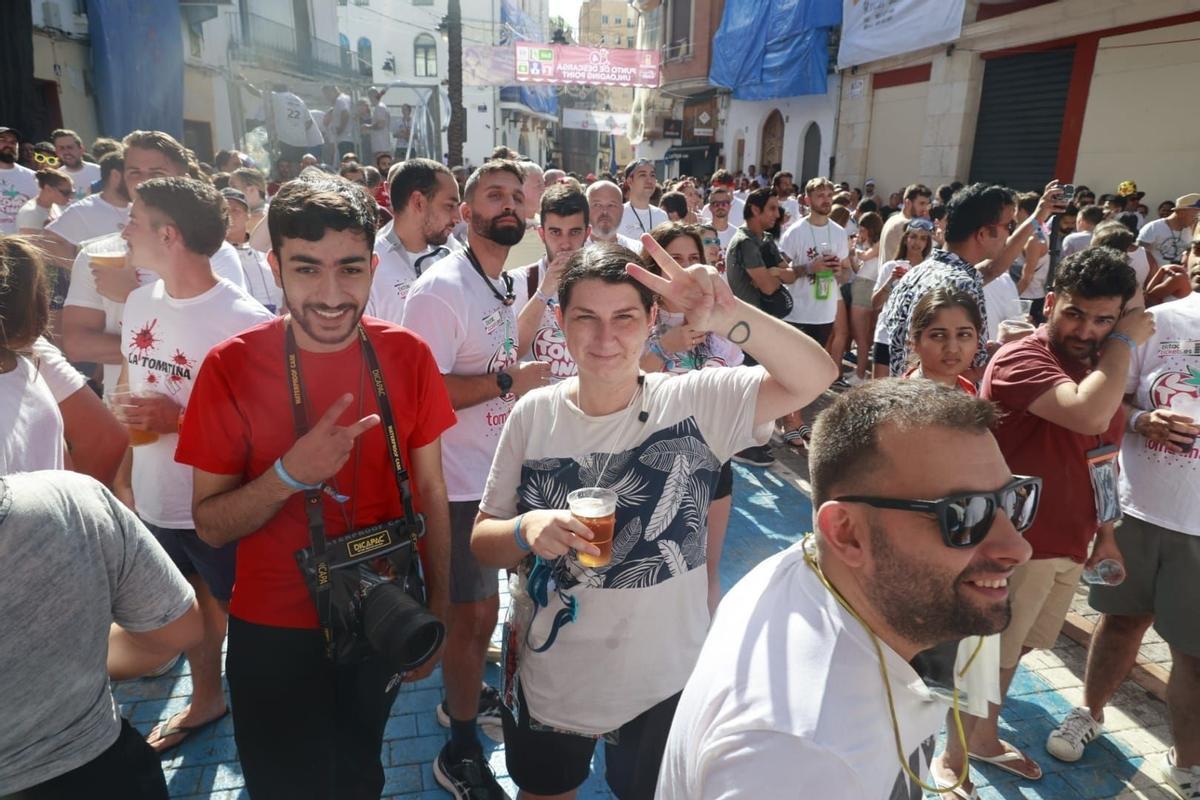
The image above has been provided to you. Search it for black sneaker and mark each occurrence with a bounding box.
[831,376,851,390]
[433,742,510,799]
[732,445,774,467]
[436,683,505,743]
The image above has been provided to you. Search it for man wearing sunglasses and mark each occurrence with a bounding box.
[0,126,38,235]
[965,247,1154,782]
[659,379,1033,799]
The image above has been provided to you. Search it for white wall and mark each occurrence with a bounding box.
[722,77,840,181]
[863,80,929,201]
[31,0,89,36]
[1074,20,1200,207]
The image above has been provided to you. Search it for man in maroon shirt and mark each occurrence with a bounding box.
[948,247,1153,786]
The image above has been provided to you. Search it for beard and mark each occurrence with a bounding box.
[1046,317,1102,365]
[0,149,14,164]
[286,295,365,347]
[862,520,1012,646]
[422,214,451,246]
[475,211,525,246]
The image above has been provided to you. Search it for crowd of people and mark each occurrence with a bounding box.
[1,118,1198,800]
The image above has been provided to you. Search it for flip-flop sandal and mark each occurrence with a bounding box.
[146,709,228,756]
[968,739,1043,781]
[783,426,813,449]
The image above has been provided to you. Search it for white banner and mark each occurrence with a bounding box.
[560,108,631,137]
[837,0,966,70]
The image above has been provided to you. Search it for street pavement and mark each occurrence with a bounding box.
[115,444,1180,799]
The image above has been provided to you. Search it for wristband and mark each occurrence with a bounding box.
[534,288,552,304]
[513,513,530,551]
[1107,332,1136,352]
[273,457,321,492]
[1127,409,1146,434]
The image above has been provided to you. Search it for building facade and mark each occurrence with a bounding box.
[834,0,1200,206]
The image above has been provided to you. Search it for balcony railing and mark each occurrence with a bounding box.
[228,12,354,80]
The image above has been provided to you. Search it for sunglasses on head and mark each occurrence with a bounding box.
[33,151,60,166]
[906,218,935,232]
[835,475,1042,548]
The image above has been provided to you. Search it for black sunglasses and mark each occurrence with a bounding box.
[834,475,1042,548]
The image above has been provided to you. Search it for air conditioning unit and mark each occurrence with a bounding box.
[42,1,63,30]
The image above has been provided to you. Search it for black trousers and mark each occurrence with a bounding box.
[7,718,168,800]
[226,616,400,800]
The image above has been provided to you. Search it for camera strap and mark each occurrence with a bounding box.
[284,321,423,658]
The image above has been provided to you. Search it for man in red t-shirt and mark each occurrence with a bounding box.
[952,247,1153,785]
[176,177,455,799]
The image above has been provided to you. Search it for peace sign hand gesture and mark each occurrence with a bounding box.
[280,393,381,486]
[626,233,740,335]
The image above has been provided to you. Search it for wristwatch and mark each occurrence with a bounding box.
[496,369,513,396]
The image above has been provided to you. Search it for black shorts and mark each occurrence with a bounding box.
[143,522,237,602]
[13,717,168,799]
[714,460,734,500]
[789,322,833,348]
[873,342,891,368]
[501,683,681,798]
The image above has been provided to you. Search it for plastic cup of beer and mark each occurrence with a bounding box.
[998,318,1036,344]
[567,487,617,568]
[107,382,160,447]
[84,236,128,270]
[1018,299,1033,319]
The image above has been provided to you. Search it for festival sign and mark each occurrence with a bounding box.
[513,45,661,88]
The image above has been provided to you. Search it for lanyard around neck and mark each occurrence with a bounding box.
[464,246,514,306]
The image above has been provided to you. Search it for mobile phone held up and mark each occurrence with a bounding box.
[1060,183,1075,203]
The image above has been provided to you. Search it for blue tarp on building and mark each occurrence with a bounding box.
[86,0,184,139]
[499,0,558,116]
[709,0,841,100]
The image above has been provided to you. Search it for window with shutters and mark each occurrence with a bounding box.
[414,34,437,77]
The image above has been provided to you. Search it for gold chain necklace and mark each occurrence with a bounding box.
[801,534,982,795]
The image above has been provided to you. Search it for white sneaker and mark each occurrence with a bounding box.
[844,373,866,386]
[1046,706,1103,762]
[1161,748,1200,800]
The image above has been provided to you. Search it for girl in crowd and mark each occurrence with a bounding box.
[698,223,725,273]
[469,239,835,800]
[905,289,1004,799]
[849,211,883,383]
[869,217,934,378]
[16,168,73,235]
[641,222,744,613]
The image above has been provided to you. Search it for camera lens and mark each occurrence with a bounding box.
[360,583,445,673]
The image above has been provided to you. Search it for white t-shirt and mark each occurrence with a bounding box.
[122,279,273,528]
[779,197,801,231]
[713,223,737,254]
[16,199,58,232]
[365,227,450,325]
[778,217,850,324]
[657,539,948,800]
[618,202,667,240]
[231,243,282,313]
[982,272,1023,342]
[1120,292,1200,535]
[369,103,392,155]
[46,193,129,246]
[62,162,100,201]
[0,165,38,234]
[514,259,576,382]
[856,254,880,284]
[1060,230,1092,259]
[703,197,745,228]
[332,93,355,143]
[1137,218,1191,267]
[307,110,327,147]
[480,367,771,734]
[64,235,248,394]
[267,91,313,147]
[0,355,65,474]
[1019,250,1051,300]
[402,251,531,501]
[589,232,642,252]
[30,337,86,403]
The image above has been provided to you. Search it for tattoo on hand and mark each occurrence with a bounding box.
[728,321,750,344]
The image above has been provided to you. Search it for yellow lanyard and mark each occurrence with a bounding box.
[801,535,982,795]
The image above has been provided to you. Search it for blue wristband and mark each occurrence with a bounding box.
[1107,332,1136,352]
[274,458,321,492]
[513,513,530,551]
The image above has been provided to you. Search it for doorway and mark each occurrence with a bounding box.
[801,122,821,185]
[760,109,784,176]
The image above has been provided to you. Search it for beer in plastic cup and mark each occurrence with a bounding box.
[107,383,161,447]
[1018,299,1033,318]
[1169,394,1200,453]
[892,260,910,278]
[1082,558,1125,586]
[998,318,1036,344]
[84,236,128,270]
[567,487,617,568]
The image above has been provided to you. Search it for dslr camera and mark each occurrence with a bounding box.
[296,517,444,674]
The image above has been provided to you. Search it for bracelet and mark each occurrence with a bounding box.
[1127,409,1146,434]
[534,288,552,304]
[1106,332,1136,352]
[513,513,530,551]
[273,458,321,492]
